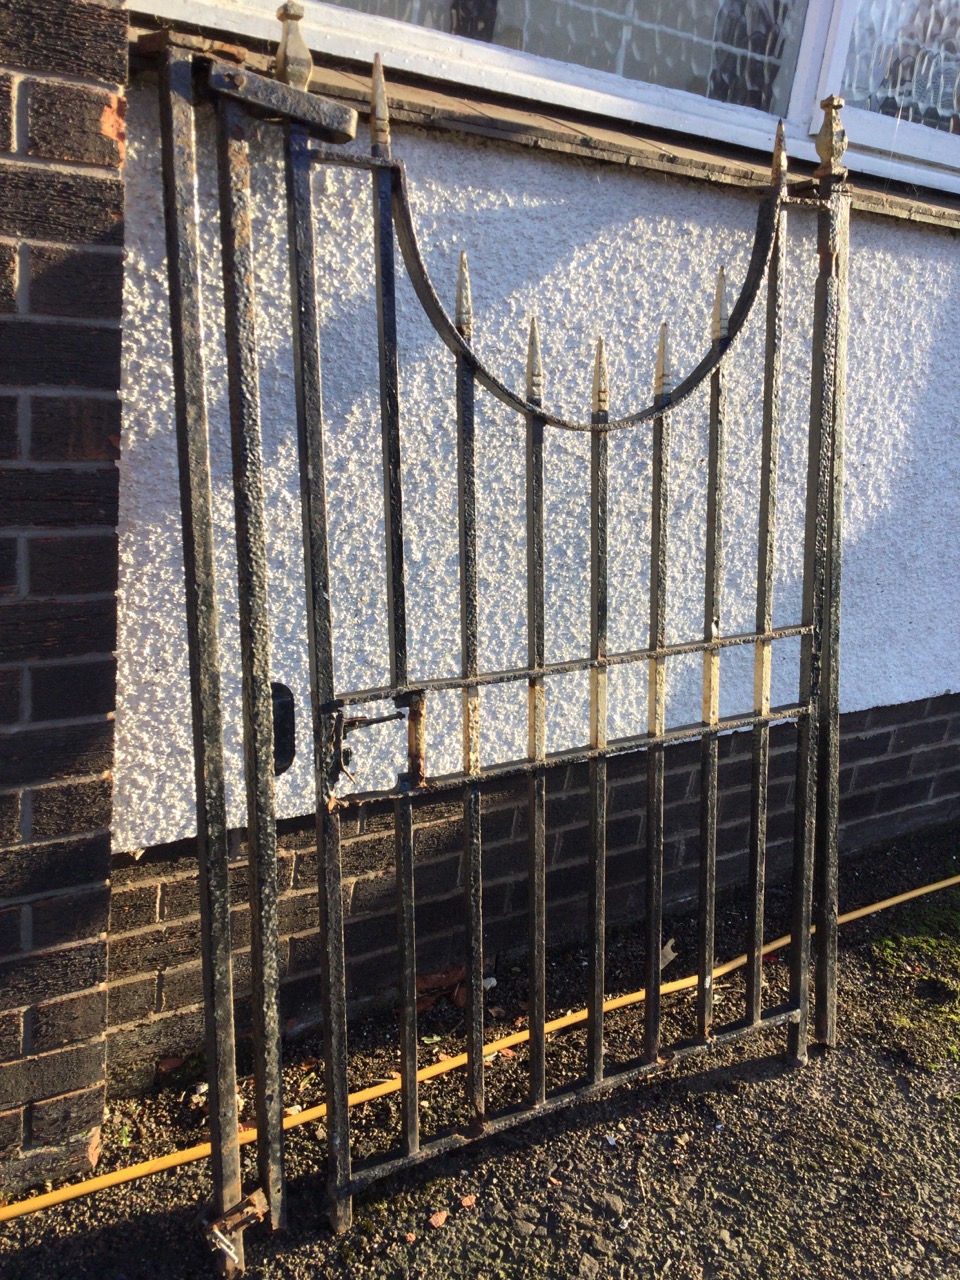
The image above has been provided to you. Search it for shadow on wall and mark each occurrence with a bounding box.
[115,79,960,853]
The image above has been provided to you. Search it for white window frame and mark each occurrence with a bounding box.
[141,0,960,195]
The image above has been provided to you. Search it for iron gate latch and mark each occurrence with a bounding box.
[201,1188,269,1265]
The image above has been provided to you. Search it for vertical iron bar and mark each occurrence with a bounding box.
[395,787,418,1155]
[747,126,787,1025]
[455,253,485,1125]
[788,99,847,1066]
[645,324,671,1065]
[215,96,285,1228]
[587,337,608,1085]
[159,50,243,1270]
[815,119,850,1050]
[526,318,547,1106]
[370,57,408,688]
[697,276,726,1042]
[284,120,352,1230]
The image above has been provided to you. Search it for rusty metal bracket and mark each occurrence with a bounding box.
[201,1188,270,1267]
[205,60,357,142]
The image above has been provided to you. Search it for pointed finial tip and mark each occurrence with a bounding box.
[592,335,608,415]
[712,267,729,341]
[370,53,391,154]
[526,314,543,402]
[772,119,788,185]
[655,321,674,399]
[455,251,473,335]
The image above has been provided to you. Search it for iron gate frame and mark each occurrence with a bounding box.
[152,24,848,1272]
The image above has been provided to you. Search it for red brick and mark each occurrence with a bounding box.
[28,246,123,321]
[28,533,117,597]
[26,81,124,168]
[30,396,120,462]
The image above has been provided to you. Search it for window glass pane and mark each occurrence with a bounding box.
[842,0,960,133]
[321,0,810,116]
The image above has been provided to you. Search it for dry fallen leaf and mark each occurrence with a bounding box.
[461,1194,477,1209]
[548,1176,562,1187]
[499,1048,517,1060]
[429,1210,449,1229]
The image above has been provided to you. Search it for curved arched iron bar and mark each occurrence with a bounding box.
[390,161,782,433]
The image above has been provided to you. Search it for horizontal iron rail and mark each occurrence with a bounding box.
[332,702,810,805]
[331,623,811,709]
[346,1004,800,1194]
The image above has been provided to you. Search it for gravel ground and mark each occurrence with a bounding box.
[2,826,960,1280]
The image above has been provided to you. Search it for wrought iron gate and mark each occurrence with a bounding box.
[153,22,848,1273]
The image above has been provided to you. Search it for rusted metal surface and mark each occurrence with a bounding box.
[157,40,848,1267]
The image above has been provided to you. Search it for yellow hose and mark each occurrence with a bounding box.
[2,869,957,1225]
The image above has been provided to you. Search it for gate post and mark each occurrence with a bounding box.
[812,97,850,1049]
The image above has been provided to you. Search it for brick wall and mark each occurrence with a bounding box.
[105,692,960,1095]
[0,0,125,1195]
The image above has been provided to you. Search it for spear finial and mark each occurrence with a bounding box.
[654,321,673,401]
[592,335,608,417]
[814,95,847,179]
[276,2,313,91]
[712,267,729,343]
[371,53,391,156]
[456,251,473,341]
[772,119,788,189]
[526,315,543,404]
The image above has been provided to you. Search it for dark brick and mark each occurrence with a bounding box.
[0,73,11,152]
[931,770,960,800]
[158,961,204,1012]
[0,792,20,843]
[31,659,115,721]
[0,1010,21,1062]
[927,692,960,718]
[866,700,927,730]
[413,818,462,862]
[30,396,120,462]
[106,975,158,1028]
[277,891,317,937]
[0,536,17,596]
[0,242,15,313]
[26,81,124,168]
[0,940,104,1009]
[413,850,461,900]
[0,467,117,527]
[0,599,115,665]
[108,884,157,934]
[0,166,122,247]
[0,0,126,81]
[0,397,17,459]
[28,534,117,597]
[28,246,123,322]
[159,876,199,922]
[875,778,934,813]
[909,740,960,777]
[0,1107,22,1157]
[0,833,110,900]
[31,988,105,1053]
[0,720,112,787]
[29,777,111,840]
[108,919,204,982]
[0,320,120,391]
[0,668,20,723]
[287,930,321,976]
[852,755,911,792]
[0,906,21,957]
[32,887,108,949]
[0,1041,104,1110]
[840,731,892,764]
[890,719,950,754]
[30,1083,103,1145]
[339,831,393,879]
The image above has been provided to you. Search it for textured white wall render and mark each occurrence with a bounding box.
[116,83,960,851]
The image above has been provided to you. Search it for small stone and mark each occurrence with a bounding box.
[578,1257,599,1279]
[602,1191,624,1217]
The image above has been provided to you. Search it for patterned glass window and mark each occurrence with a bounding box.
[323,0,811,117]
[841,0,960,133]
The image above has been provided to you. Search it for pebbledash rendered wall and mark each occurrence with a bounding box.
[1,17,959,1197]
